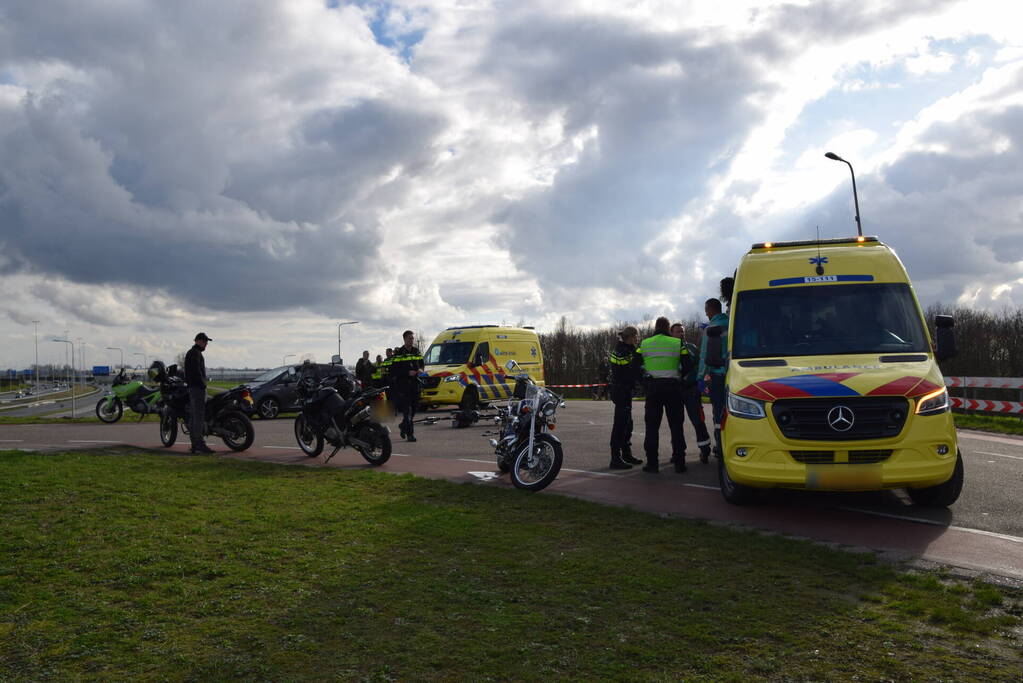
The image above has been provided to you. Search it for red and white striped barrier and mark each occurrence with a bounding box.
[546,383,608,388]
[950,397,1023,414]
[945,376,1023,389]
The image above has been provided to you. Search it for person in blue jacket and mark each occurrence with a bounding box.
[699,296,729,457]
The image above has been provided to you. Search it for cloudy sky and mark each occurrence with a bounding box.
[1,0,1021,370]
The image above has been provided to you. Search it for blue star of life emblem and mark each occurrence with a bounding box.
[809,256,828,265]
[530,347,537,357]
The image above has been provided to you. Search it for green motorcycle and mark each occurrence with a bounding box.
[95,368,162,423]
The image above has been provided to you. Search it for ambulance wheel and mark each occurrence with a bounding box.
[719,455,757,505]
[906,451,964,508]
[459,386,479,412]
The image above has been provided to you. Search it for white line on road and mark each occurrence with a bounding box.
[838,506,1023,544]
[458,458,493,464]
[265,446,301,450]
[974,450,1023,461]
[683,483,720,491]
[0,439,24,442]
[67,440,119,443]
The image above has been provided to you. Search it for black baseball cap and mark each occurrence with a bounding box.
[195,332,213,342]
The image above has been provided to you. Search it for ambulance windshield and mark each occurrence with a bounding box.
[424,341,475,365]
[731,283,929,358]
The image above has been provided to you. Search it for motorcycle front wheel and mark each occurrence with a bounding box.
[511,433,563,492]
[95,397,123,423]
[219,411,255,452]
[355,422,391,466]
[294,414,323,457]
[159,410,178,447]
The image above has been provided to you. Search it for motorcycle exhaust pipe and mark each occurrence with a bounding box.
[350,406,371,425]
[489,439,499,447]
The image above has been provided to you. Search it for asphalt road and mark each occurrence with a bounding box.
[2,401,1021,538]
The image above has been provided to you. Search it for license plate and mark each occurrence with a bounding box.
[806,465,882,490]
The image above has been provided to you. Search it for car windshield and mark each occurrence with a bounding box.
[732,283,929,358]
[251,366,288,383]
[424,341,475,365]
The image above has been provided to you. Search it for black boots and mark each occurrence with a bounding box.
[621,445,642,466]
[609,448,632,470]
[699,444,712,464]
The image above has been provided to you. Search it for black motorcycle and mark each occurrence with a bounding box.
[151,362,256,452]
[489,363,564,492]
[293,368,391,465]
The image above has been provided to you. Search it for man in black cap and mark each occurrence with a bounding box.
[184,332,214,454]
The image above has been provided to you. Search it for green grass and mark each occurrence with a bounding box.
[1,452,1020,681]
[955,411,1023,436]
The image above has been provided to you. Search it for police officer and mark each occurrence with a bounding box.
[671,323,713,464]
[389,331,424,442]
[184,332,214,454]
[638,317,694,473]
[608,326,644,469]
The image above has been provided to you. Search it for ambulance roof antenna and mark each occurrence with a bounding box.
[815,226,825,275]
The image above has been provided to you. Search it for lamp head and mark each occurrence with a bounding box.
[824,151,844,161]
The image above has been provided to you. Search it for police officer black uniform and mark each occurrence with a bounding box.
[637,317,694,473]
[389,331,424,442]
[184,332,214,454]
[608,326,644,469]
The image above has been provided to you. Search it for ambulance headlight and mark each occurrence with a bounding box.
[915,387,950,416]
[727,392,766,419]
[442,375,461,383]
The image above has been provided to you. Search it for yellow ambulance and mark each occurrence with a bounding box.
[712,236,962,507]
[418,325,545,410]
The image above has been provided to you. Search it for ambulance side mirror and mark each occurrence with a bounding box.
[704,326,725,368]
[934,315,957,362]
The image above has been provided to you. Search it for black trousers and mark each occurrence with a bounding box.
[394,388,418,436]
[609,385,633,450]
[188,385,207,448]
[643,381,685,465]
[681,385,712,449]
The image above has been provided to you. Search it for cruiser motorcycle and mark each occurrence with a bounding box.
[151,362,256,452]
[490,362,565,492]
[95,367,161,423]
[293,367,391,465]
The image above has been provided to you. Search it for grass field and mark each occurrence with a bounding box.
[1,451,1020,681]
[954,412,1023,436]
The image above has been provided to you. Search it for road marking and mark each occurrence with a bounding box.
[683,483,719,491]
[838,506,1023,544]
[0,439,24,442]
[468,471,500,481]
[974,450,1023,461]
[67,440,119,443]
[265,446,301,450]
[458,458,494,464]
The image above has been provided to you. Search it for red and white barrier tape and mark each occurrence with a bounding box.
[950,397,1023,414]
[945,376,1023,389]
[546,383,608,388]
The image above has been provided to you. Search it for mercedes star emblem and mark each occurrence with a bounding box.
[827,405,855,432]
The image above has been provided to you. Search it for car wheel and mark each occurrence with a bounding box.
[258,396,280,419]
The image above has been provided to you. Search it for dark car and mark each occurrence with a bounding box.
[245,363,357,419]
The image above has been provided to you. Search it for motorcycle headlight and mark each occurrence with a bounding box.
[541,401,556,417]
[727,391,766,419]
[443,375,461,383]
[915,387,950,416]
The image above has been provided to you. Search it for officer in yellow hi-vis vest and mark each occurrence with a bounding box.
[637,316,695,473]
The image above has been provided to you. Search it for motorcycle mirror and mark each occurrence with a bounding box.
[505,359,520,371]
[331,354,342,365]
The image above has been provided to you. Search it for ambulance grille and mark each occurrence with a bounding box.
[772,397,909,441]
[849,450,893,464]
[422,377,442,389]
[790,451,834,464]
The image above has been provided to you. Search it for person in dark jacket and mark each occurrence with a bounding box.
[389,331,424,442]
[184,332,214,454]
[608,326,644,469]
[671,323,713,464]
[355,350,374,388]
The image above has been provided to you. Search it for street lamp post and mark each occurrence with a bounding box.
[32,320,39,387]
[337,321,359,362]
[824,152,863,237]
[51,338,76,418]
[134,352,148,370]
[107,347,124,371]
[283,354,295,367]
